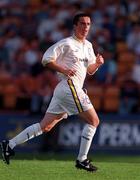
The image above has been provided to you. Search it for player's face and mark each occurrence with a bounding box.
[74,16,91,40]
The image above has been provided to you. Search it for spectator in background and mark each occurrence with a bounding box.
[126,23,140,52]
[39,32,55,52]
[94,27,115,54]
[35,3,49,22]
[23,38,44,76]
[114,16,130,41]
[0,36,10,65]
[39,70,59,114]
[102,13,115,41]
[37,7,59,40]
[119,79,139,115]
[20,5,38,40]
[131,46,140,84]
[11,48,30,75]
[95,49,117,85]
[15,72,43,113]
[5,28,23,60]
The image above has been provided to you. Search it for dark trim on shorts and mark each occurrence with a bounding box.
[67,79,83,113]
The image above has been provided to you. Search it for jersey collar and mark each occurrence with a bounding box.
[72,34,85,44]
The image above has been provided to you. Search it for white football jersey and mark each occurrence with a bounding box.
[42,36,96,88]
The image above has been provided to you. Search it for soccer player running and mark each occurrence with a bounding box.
[1,12,104,172]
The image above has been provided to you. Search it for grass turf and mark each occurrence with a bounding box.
[0,153,140,180]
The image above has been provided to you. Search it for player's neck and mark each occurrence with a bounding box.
[73,34,86,43]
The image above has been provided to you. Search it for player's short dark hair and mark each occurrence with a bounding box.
[73,12,91,25]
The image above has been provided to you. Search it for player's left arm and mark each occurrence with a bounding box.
[87,54,104,75]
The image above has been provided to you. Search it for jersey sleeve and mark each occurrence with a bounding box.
[42,42,62,66]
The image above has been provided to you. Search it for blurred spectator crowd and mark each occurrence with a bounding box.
[0,0,140,115]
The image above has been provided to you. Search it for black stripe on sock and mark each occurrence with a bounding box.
[82,136,90,141]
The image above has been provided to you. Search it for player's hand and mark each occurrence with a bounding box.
[63,68,77,77]
[96,53,104,66]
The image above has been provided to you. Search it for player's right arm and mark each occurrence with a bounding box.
[42,42,76,77]
[44,61,76,77]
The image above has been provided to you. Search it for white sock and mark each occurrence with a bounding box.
[9,123,42,149]
[77,124,96,162]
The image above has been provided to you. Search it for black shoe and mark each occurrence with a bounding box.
[0,140,15,165]
[75,159,98,172]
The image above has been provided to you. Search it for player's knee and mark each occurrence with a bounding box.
[40,121,50,132]
[44,125,52,132]
[95,117,100,127]
[40,123,52,132]
[41,125,52,132]
[90,117,100,127]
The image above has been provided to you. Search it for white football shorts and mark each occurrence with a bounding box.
[46,79,93,116]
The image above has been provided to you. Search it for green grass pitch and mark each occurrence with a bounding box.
[0,153,140,180]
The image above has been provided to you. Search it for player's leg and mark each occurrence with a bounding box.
[1,112,64,164]
[40,112,66,132]
[75,107,99,172]
[8,112,65,148]
[63,80,99,171]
